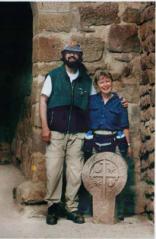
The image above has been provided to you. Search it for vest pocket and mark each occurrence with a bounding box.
[47,107,69,132]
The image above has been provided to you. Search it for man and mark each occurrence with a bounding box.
[40,38,92,225]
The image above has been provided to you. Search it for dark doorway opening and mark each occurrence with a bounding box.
[0,2,32,163]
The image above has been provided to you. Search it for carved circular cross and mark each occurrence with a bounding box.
[82,152,127,199]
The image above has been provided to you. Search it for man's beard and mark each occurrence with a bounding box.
[63,57,81,69]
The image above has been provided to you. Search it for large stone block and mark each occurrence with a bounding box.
[139,20,155,41]
[122,7,140,24]
[15,180,46,204]
[33,35,64,62]
[108,24,140,53]
[33,62,61,77]
[79,3,119,26]
[85,61,106,75]
[118,2,146,16]
[140,5,155,24]
[113,52,139,63]
[79,36,104,62]
[35,13,73,33]
[37,2,70,12]
[33,34,104,63]
[103,52,128,80]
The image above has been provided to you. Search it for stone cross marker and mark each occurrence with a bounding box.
[82,152,127,224]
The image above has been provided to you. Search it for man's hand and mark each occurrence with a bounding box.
[41,127,51,143]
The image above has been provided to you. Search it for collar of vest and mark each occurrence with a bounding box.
[61,64,86,80]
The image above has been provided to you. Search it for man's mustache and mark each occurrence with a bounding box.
[68,56,77,60]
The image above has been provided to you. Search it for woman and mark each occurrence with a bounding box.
[83,70,132,220]
[88,70,131,156]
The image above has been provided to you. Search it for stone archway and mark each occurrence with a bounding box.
[0,2,32,165]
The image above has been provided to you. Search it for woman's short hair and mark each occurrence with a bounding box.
[94,70,113,86]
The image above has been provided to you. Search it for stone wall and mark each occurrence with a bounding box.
[14,2,154,218]
[139,2,155,221]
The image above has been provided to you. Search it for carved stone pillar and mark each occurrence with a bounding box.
[82,152,127,224]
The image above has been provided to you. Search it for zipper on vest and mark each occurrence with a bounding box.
[50,111,54,127]
[67,82,75,133]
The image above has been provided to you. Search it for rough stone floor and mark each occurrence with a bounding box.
[0,164,154,239]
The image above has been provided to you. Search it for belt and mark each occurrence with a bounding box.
[94,130,117,136]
